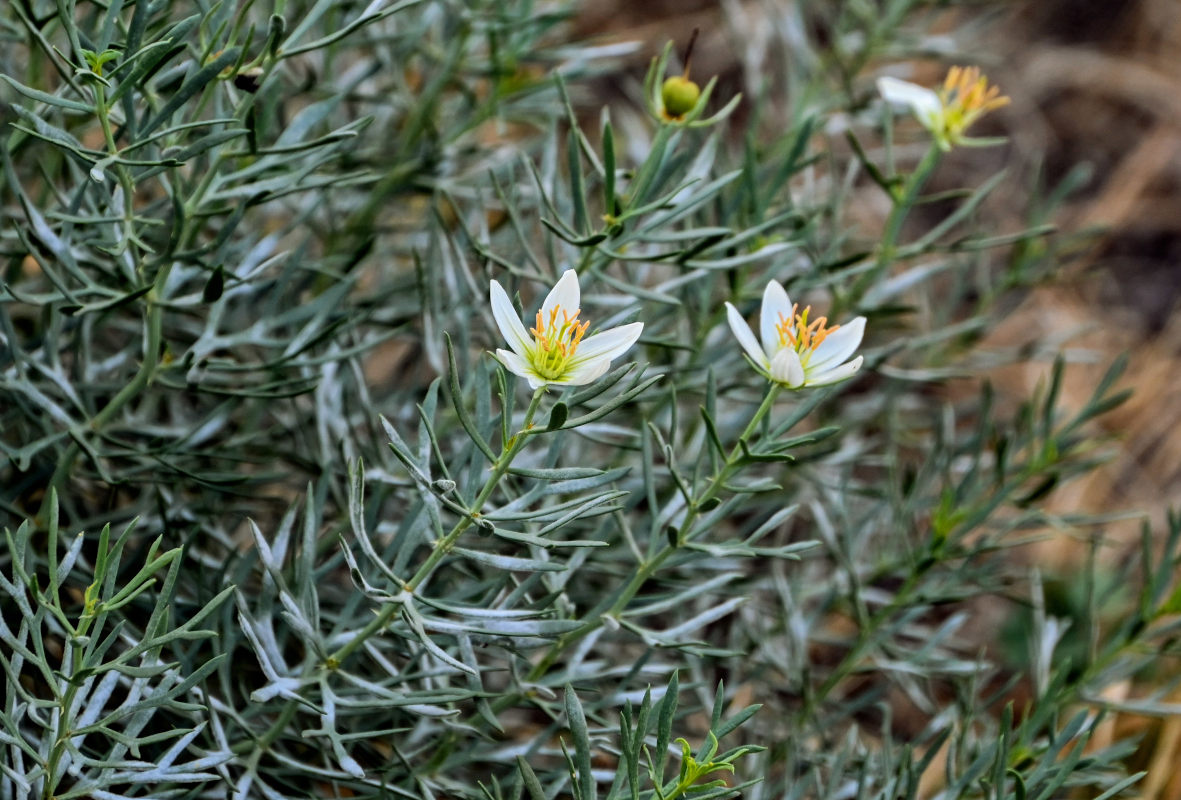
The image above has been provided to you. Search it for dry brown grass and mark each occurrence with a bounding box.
[984,4,1181,792]
[984,1,1181,558]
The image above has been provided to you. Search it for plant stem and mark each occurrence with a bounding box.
[43,606,97,799]
[522,383,783,683]
[93,81,140,258]
[38,262,171,525]
[232,385,548,759]
[328,385,547,666]
[848,142,942,305]
[235,387,548,757]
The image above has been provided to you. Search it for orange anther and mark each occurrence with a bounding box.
[776,304,840,354]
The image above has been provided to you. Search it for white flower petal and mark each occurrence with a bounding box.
[540,269,580,322]
[807,316,865,373]
[726,302,769,369]
[770,348,805,388]
[493,348,544,387]
[759,281,793,359]
[552,358,611,386]
[805,355,863,387]
[573,322,643,364]
[877,76,942,130]
[489,280,535,358]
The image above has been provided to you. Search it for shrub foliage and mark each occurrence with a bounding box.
[1,1,1176,799]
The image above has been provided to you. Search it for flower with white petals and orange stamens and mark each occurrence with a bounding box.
[490,270,644,390]
[725,281,865,389]
[877,65,1009,151]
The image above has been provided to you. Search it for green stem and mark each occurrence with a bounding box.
[234,387,548,757]
[327,386,547,666]
[732,383,783,454]
[44,609,97,799]
[521,383,783,684]
[408,386,546,590]
[801,456,1073,723]
[39,263,171,524]
[93,81,139,256]
[848,142,942,304]
[807,563,928,714]
[38,73,164,525]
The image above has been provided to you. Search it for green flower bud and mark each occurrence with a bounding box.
[661,75,700,118]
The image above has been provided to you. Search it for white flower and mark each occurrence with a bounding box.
[877,75,944,132]
[877,66,1008,151]
[490,270,644,390]
[725,281,865,389]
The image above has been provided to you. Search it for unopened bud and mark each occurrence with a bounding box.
[661,75,700,118]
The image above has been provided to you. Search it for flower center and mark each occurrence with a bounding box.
[530,305,590,379]
[937,66,1008,136]
[777,303,838,364]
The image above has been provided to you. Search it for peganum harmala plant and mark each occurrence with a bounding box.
[1,0,1176,799]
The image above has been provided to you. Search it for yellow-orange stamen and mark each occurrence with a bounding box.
[776,303,839,359]
[529,305,590,379]
[941,66,1008,114]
